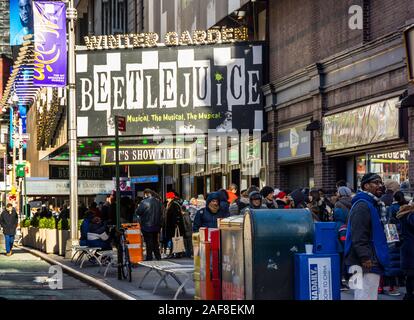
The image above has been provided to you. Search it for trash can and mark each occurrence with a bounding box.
[219,216,245,300]
[314,222,337,254]
[243,209,314,300]
[294,253,341,300]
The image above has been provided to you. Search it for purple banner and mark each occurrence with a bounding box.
[33,1,66,87]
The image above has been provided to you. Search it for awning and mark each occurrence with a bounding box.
[0,35,41,110]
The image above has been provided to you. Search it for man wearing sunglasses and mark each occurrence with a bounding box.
[344,173,390,300]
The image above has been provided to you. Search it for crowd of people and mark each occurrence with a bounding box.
[3,173,414,301]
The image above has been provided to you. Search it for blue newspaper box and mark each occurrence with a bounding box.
[314,222,337,254]
[294,253,341,300]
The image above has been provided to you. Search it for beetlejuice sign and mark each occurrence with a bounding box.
[75,43,264,137]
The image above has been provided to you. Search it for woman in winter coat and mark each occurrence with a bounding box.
[333,187,353,289]
[161,192,185,258]
[307,189,332,222]
[397,203,414,300]
[383,192,408,296]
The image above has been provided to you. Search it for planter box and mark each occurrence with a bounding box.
[39,228,47,251]
[28,227,39,249]
[45,229,59,254]
[58,230,70,256]
[21,227,28,246]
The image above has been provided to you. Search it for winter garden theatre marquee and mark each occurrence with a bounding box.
[75,42,264,137]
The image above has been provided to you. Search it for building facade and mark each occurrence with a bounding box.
[0,0,11,56]
[263,0,414,194]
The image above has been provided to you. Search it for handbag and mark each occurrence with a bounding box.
[171,226,186,254]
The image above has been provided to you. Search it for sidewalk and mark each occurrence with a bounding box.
[18,245,195,300]
[15,245,404,301]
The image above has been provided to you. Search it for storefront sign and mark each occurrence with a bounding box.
[101,145,193,165]
[76,43,264,136]
[323,98,399,151]
[84,27,248,50]
[130,176,159,184]
[49,165,114,180]
[308,258,332,300]
[26,179,114,195]
[370,150,410,162]
[33,2,67,87]
[278,124,311,162]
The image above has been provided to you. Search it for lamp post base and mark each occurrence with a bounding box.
[65,238,80,259]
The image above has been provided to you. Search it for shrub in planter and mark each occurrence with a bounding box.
[30,216,39,227]
[58,218,70,256]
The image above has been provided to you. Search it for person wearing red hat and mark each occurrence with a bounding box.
[275,191,291,209]
[161,191,185,258]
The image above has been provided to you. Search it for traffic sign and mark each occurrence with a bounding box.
[16,163,26,177]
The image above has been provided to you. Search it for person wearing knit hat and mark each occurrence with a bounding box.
[381,179,400,207]
[345,173,389,300]
[260,186,277,209]
[338,186,352,198]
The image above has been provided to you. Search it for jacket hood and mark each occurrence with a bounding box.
[290,189,305,206]
[217,189,229,202]
[335,197,352,210]
[249,191,263,208]
[352,191,377,205]
[206,192,220,206]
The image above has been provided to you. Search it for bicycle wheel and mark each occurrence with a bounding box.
[121,245,132,282]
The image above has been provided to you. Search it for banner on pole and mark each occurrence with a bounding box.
[33,1,67,87]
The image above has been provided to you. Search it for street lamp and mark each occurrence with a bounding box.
[64,0,79,259]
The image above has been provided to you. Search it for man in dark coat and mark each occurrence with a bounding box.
[193,192,230,232]
[344,173,390,300]
[380,180,400,207]
[0,203,19,256]
[397,203,414,300]
[135,189,163,261]
[289,189,307,209]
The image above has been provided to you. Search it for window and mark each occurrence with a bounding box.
[136,0,144,32]
[102,0,127,34]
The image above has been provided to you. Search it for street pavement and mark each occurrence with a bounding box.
[0,246,111,300]
[40,250,196,300]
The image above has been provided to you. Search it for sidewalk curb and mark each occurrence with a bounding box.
[17,245,136,300]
